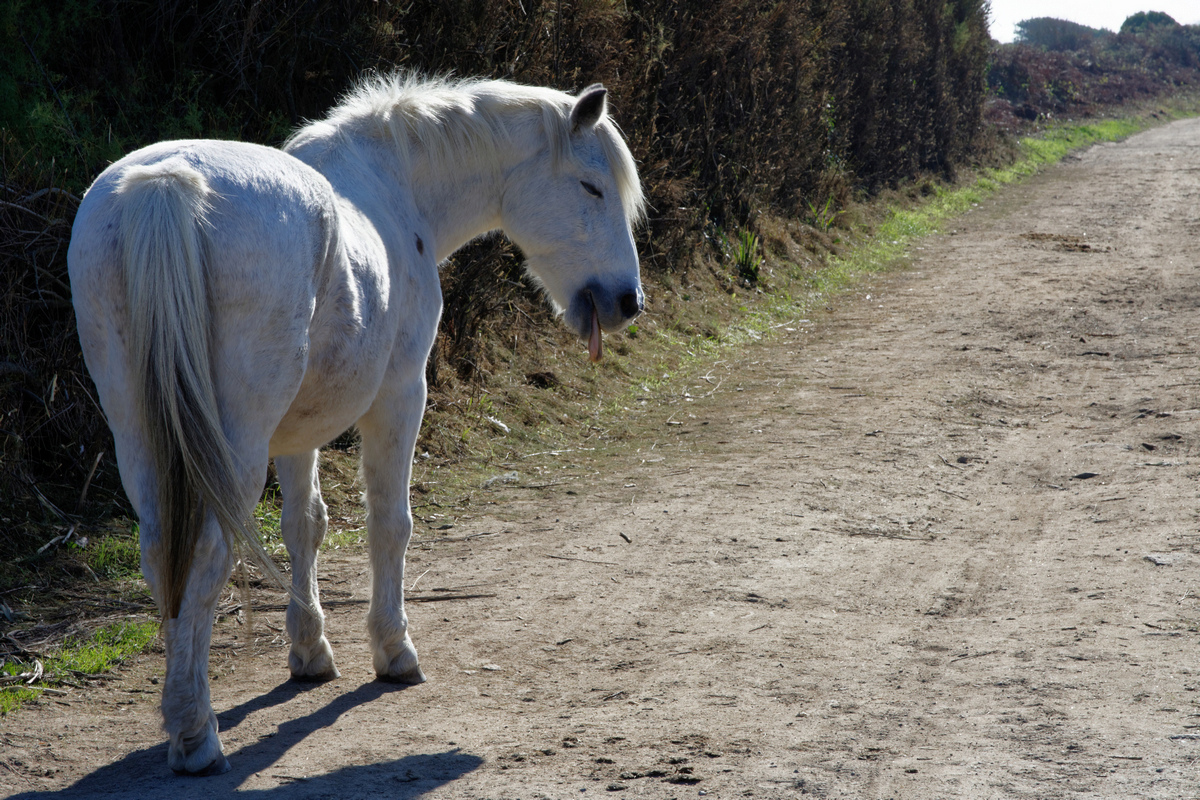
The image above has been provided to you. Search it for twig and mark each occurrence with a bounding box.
[20,187,81,206]
[76,450,104,510]
[0,362,33,379]
[69,670,123,681]
[0,199,52,223]
[407,593,496,603]
[547,554,618,566]
[36,523,77,555]
[419,531,497,545]
[407,568,431,592]
[25,477,74,524]
[824,528,929,542]
[520,449,587,459]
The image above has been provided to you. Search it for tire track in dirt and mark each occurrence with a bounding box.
[4,119,1200,799]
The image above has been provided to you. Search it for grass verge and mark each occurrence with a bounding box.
[1,620,159,714]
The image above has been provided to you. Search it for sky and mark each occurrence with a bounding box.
[988,0,1200,43]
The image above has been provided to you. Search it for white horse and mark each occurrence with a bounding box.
[67,74,645,775]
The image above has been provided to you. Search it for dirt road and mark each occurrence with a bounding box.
[5,118,1200,799]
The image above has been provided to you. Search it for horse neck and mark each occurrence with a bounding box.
[407,151,508,263]
[290,104,546,263]
[407,101,564,263]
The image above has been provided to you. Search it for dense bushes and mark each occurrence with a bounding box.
[1,0,998,530]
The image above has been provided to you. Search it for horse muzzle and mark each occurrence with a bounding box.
[567,281,644,362]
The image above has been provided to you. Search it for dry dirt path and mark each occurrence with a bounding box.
[5,118,1200,799]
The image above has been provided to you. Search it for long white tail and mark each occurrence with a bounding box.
[116,162,289,618]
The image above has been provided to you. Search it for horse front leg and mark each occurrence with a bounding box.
[358,378,427,684]
[277,450,339,680]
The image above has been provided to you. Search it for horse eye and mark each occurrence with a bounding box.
[581,181,603,198]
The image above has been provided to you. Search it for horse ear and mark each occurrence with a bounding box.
[571,84,607,132]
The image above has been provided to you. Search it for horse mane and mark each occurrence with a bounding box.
[286,73,646,225]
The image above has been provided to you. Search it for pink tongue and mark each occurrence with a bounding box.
[588,307,602,362]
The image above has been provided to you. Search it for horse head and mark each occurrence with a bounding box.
[500,84,645,361]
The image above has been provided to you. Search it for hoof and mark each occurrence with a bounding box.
[289,665,341,683]
[376,663,427,685]
[373,633,424,684]
[289,637,340,682]
[172,754,231,777]
[167,717,228,776]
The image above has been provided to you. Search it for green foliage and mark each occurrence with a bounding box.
[989,18,1200,123]
[61,620,158,674]
[730,230,762,286]
[254,489,284,555]
[805,196,843,232]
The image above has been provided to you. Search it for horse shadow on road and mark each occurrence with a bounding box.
[8,679,483,800]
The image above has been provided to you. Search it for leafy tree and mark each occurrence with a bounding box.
[1014,17,1108,51]
[1120,11,1179,35]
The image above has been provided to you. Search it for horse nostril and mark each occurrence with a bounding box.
[618,291,642,319]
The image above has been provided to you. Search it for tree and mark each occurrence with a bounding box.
[1014,17,1108,51]
[1120,11,1179,35]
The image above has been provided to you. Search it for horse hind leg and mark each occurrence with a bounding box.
[154,506,235,775]
[104,425,232,775]
[154,455,265,775]
[276,450,339,681]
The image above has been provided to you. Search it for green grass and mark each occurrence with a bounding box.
[2,493,292,717]
[0,620,159,714]
[254,489,285,555]
[84,523,142,579]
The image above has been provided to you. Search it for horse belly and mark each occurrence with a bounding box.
[268,229,398,456]
[269,352,387,455]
